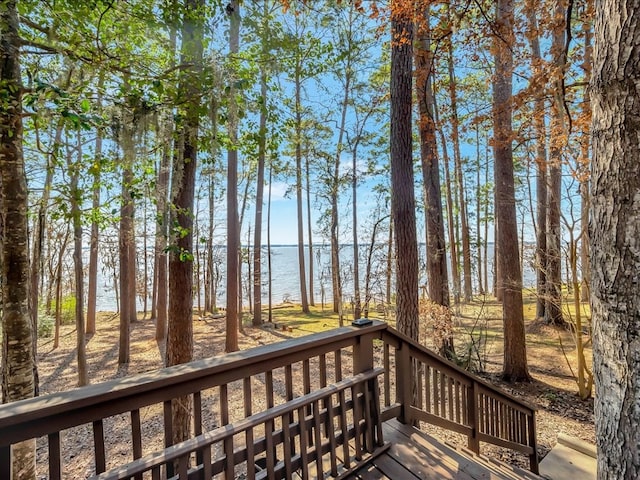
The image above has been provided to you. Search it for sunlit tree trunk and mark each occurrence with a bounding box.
[445,13,472,302]
[253,1,269,325]
[87,77,103,335]
[390,1,418,340]
[0,3,36,476]
[493,0,530,381]
[118,107,135,365]
[579,10,592,303]
[415,5,453,357]
[525,0,548,321]
[433,91,461,305]
[294,52,310,314]
[166,0,204,447]
[591,1,640,475]
[225,0,241,351]
[70,129,88,386]
[546,0,568,326]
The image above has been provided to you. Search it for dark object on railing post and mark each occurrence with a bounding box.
[0,445,10,479]
[528,411,539,474]
[397,342,412,425]
[467,381,480,454]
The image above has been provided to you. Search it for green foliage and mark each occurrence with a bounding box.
[37,309,55,338]
[57,295,77,326]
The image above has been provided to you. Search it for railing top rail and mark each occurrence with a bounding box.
[379,326,537,413]
[0,321,387,437]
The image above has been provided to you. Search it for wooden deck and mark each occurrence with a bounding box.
[348,420,542,480]
[0,321,540,479]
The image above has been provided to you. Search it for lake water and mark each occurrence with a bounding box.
[94,243,537,312]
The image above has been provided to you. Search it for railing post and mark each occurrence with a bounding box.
[528,410,539,474]
[467,381,480,454]
[1,445,10,479]
[353,330,375,374]
[396,342,412,425]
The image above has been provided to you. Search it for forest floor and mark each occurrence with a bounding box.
[36,294,594,475]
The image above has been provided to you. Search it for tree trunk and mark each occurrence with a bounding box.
[305,153,315,307]
[166,0,204,447]
[445,18,473,302]
[414,6,453,358]
[118,116,135,365]
[0,3,37,476]
[493,0,529,382]
[352,147,361,320]
[225,0,240,351]
[433,91,461,305]
[579,14,592,304]
[591,2,640,476]
[86,83,102,334]
[294,58,310,314]
[155,113,171,341]
[70,129,88,386]
[253,65,267,326]
[390,2,418,341]
[546,0,567,326]
[525,0,548,321]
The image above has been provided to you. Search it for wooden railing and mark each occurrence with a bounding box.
[378,327,539,474]
[0,320,538,478]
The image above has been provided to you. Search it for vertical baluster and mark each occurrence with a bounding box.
[193,391,203,467]
[285,364,295,457]
[448,376,454,421]
[131,409,143,480]
[454,380,461,424]
[335,349,343,382]
[282,413,293,479]
[152,465,161,480]
[265,371,276,474]
[220,384,233,479]
[416,361,423,411]
[440,371,447,419]
[313,400,323,475]
[202,444,212,479]
[425,364,431,413]
[298,406,309,480]
[303,359,313,446]
[163,400,174,478]
[0,446,10,479]
[467,382,480,454]
[178,455,189,478]
[93,419,106,474]
[363,380,375,452]
[319,354,329,436]
[326,394,338,476]
[338,389,350,469]
[352,385,363,461]
[433,370,440,417]
[163,400,173,447]
[383,343,391,407]
[49,432,62,480]
[244,377,255,480]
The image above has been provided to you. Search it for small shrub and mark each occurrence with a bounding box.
[58,296,77,325]
[38,310,55,338]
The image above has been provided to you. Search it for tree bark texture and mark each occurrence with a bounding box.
[591,1,640,477]
[225,0,241,351]
[0,1,36,476]
[390,2,418,341]
[414,7,453,357]
[492,0,529,381]
[524,0,548,321]
[167,0,204,445]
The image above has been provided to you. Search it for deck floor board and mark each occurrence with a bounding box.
[346,419,536,480]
